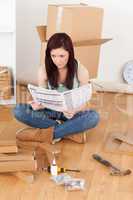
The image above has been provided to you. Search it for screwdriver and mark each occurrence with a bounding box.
[43,166,80,173]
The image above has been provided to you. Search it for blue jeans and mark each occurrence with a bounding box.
[13,104,99,139]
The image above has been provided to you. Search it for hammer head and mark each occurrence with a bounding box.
[110,169,132,176]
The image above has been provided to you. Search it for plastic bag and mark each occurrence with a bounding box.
[64,178,85,191]
[51,173,71,185]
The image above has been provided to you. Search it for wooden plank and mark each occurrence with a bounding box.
[0,160,37,172]
[0,140,16,146]
[0,151,35,161]
[0,145,18,153]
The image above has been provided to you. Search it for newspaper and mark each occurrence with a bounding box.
[28,83,92,112]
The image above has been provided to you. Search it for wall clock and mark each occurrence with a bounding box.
[122,60,133,84]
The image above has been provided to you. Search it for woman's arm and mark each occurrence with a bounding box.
[73,63,89,112]
[63,64,89,118]
[76,64,89,111]
[77,63,89,86]
[29,66,48,110]
[38,65,48,88]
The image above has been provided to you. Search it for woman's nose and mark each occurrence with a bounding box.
[55,57,61,64]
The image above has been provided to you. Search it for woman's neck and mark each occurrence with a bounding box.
[58,67,68,84]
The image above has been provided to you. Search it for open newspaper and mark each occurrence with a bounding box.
[28,83,92,112]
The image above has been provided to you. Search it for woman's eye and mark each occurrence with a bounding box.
[60,55,65,58]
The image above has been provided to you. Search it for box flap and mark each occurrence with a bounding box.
[36,26,112,47]
[48,4,88,7]
[73,38,112,47]
[36,26,47,42]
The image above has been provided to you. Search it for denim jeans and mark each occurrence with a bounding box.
[13,104,100,139]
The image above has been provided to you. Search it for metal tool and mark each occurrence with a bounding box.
[43,166,80,173]
[92,154,132,176]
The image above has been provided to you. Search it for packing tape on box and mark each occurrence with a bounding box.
[56,7,64,32]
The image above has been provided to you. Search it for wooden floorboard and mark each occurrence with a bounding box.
[0,86,132,199]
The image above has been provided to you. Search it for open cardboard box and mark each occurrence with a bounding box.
[37,25,111,78]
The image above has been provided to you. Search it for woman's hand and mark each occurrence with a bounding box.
[63,103,88,119]
[28,101,45,110]
[63,109,77,119]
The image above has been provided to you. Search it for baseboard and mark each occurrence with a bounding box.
[91,79,133,94]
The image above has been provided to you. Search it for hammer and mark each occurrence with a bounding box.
[92,154,132,176]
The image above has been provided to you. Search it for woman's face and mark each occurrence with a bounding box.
[50,48,69,70]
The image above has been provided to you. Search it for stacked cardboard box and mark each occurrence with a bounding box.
[37,4,111,78]
[0,66,12,99]
[0,140,37,173]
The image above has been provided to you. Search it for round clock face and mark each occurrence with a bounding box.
[123,60,133,84]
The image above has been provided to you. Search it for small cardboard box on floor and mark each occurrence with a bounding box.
[37,26,111,78]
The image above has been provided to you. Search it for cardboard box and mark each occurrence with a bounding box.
[36,26,111,78]
[0,66,12,99]
[46,4,103,41]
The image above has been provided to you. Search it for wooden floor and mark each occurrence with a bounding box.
[0,86,133,200]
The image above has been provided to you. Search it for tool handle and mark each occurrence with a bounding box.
[66,169,80,172]
[58,168,80,173]
[58,167,66,173]
[92,154,113,167]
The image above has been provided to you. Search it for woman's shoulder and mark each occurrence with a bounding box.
[77,60,89,84]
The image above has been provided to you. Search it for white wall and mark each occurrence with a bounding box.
[85,0,133,83]
[16,0,133,85]
[16,0,47,84]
